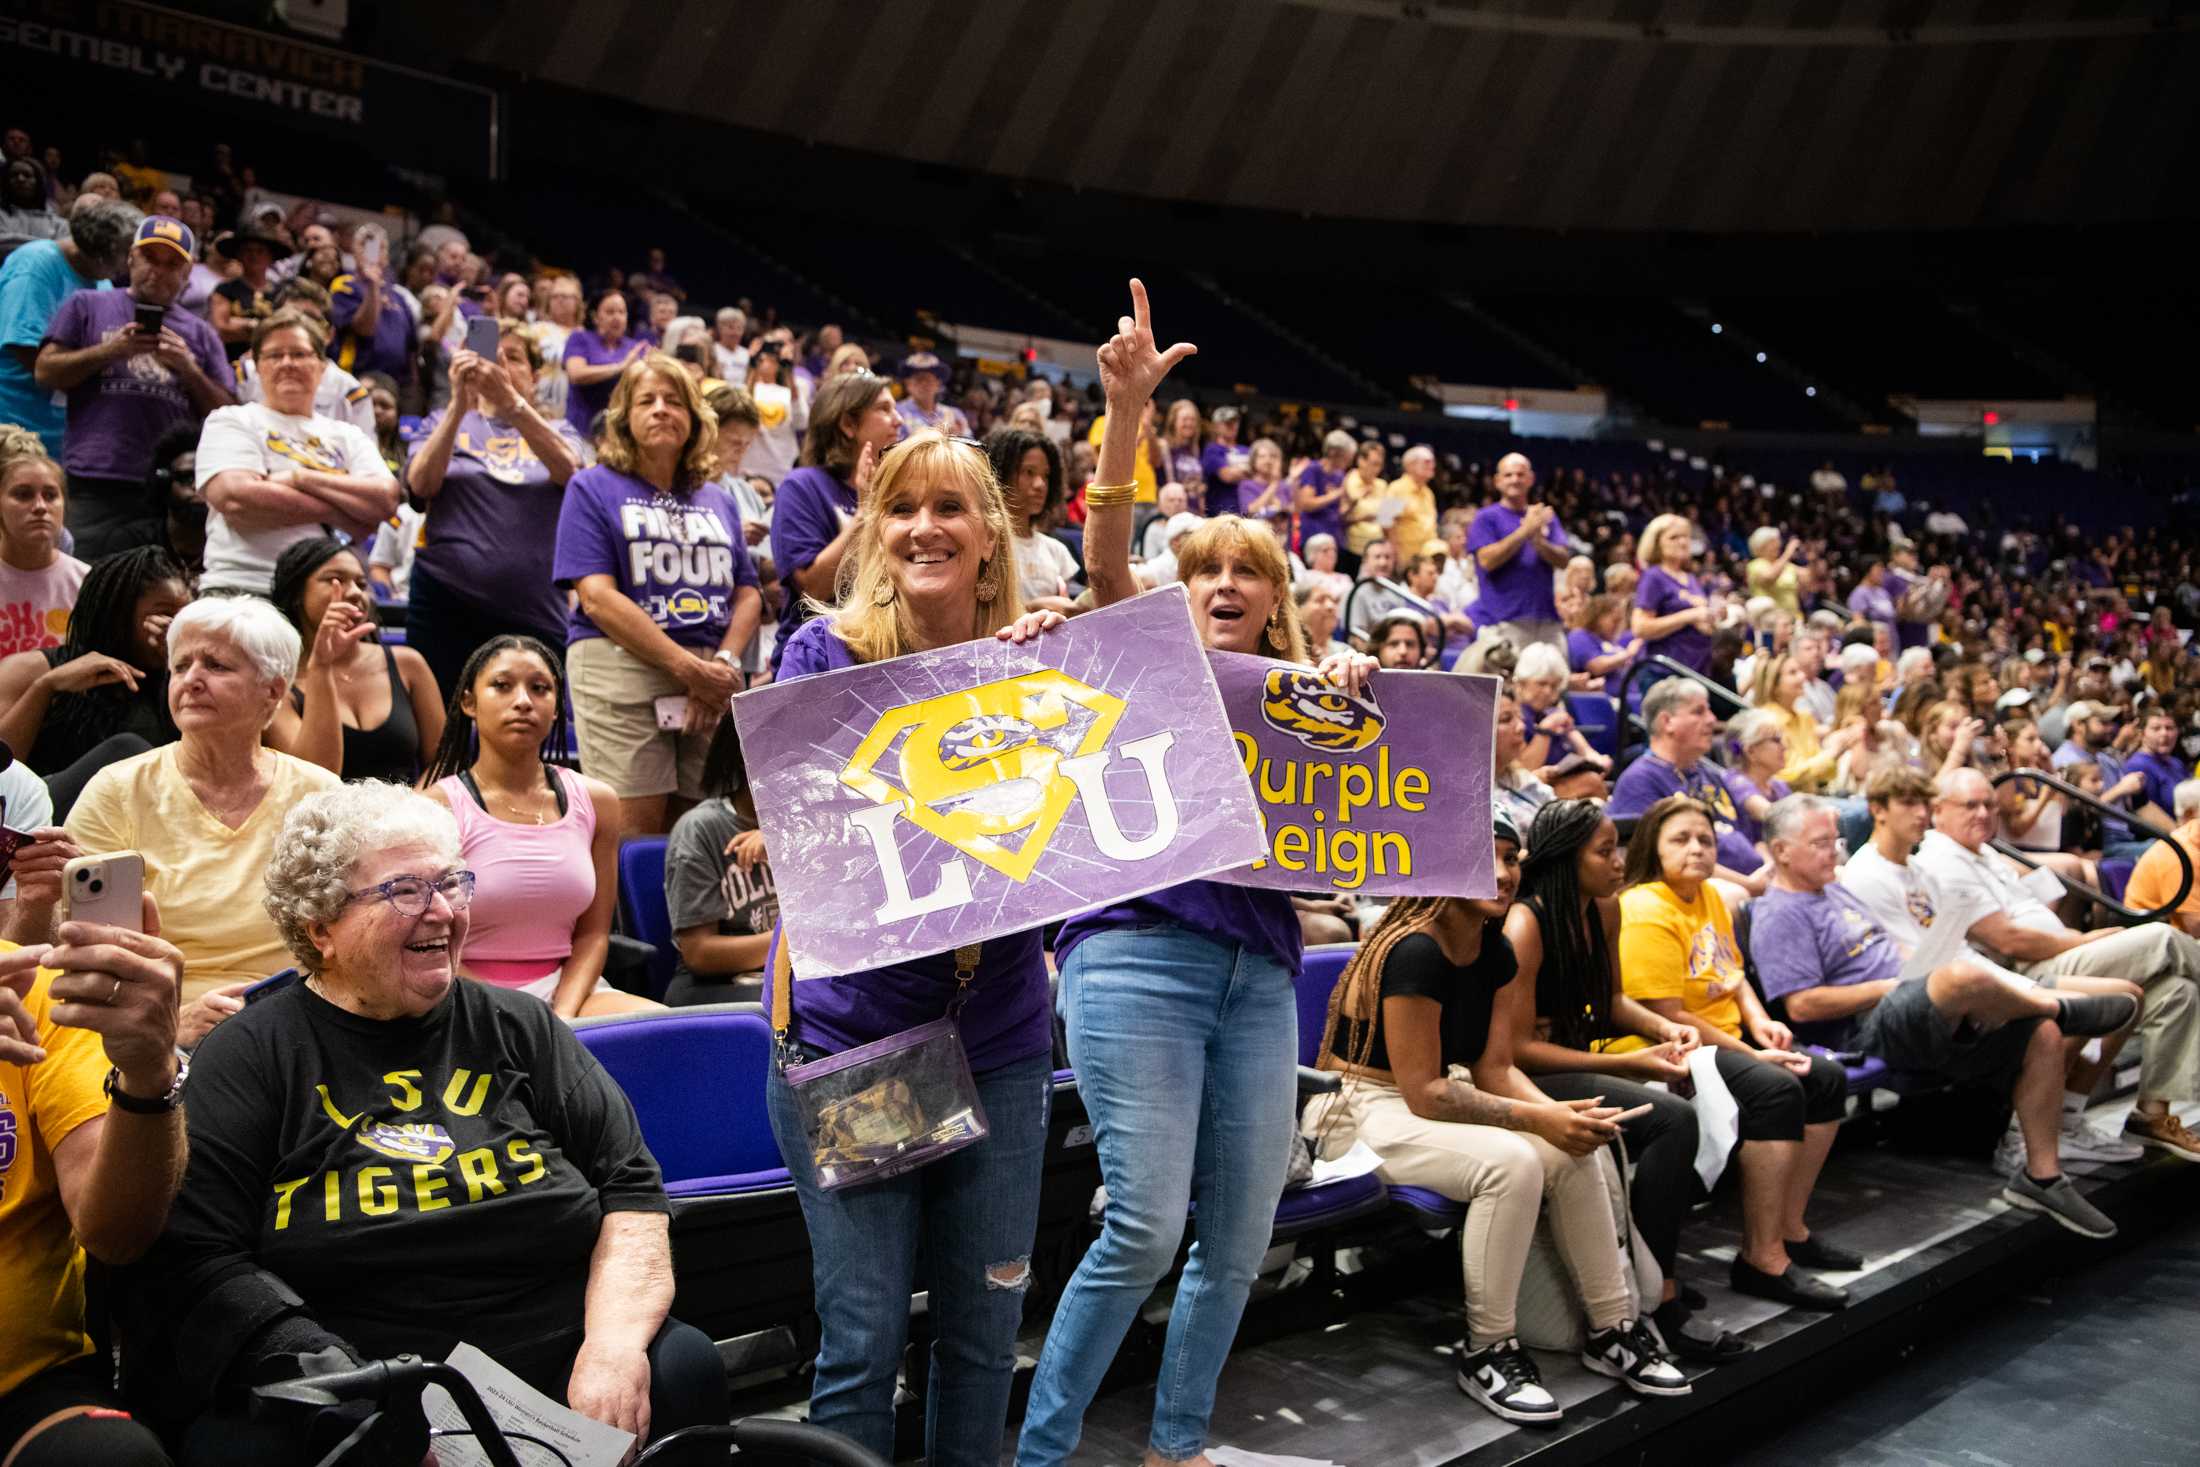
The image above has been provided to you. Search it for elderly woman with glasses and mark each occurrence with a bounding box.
[128,782,724,1464]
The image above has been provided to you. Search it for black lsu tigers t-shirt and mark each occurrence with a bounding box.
[159,977,666,1381]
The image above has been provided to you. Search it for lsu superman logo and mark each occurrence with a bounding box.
[1260,668,1384,754]
[841,670,1130,882]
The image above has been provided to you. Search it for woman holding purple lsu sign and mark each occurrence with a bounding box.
[762,431,1065,1466]
[552,352,762,836]
[1017,283,1376,1467]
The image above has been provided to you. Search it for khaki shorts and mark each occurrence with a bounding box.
[566,634,712,800]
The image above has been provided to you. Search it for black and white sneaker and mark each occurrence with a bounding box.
[1456,1337,1562,1425]
[1581,1318,1693,1397]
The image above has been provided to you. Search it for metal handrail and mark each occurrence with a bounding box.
[1990,766,2192,926]
[1341,575,1448,667]
[1614,654,1749,762]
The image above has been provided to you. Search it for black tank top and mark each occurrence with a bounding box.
[290,644,421,784]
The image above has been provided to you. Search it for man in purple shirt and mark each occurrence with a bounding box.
[1467,452,1570,654]
[1608,677,1765,891]
[1845,560,1897,632]
[1199,406,1249,501]
[1748,794,2133,1238]
[34,215,235,557]
[330,252,416,389]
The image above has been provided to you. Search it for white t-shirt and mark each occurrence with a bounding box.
[194,402,391,594]
[1014,529,1080,603]
[1845,841,2037,985]
[369,503,426,599]
[0,757,52,900]
[1912,829,2063,952]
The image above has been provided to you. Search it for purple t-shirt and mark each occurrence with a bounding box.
[1467,503,1565,624]
[1236,476,1287,519]
[2125,750,2191,818]
[559,329,642,435]
[1728,772,1792,845]
[409,408,588,634]
[1567,627,1633,680]
[1635,564,1712,673]
[766,616,1052,1072]
[1609,751,1762,874]
[1748,882,1904,1027]
[1846,580,1896,629]
[329,273,416,387]
[552,465,759,649]
[43,289,234,481]
[767,465,857,663]
[1168,446,1205,505]
[1293,463,1347,547]
[1055,879,1302,981]
[1201,441,1249,496]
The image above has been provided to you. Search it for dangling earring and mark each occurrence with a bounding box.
[1266,610,1289,652]
[872,579,896,607]
[974,559,998,605]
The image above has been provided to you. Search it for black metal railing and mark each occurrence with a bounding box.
[1990,767,2192,925]
[1340,576,1448,667]
[1615,655,1750,762]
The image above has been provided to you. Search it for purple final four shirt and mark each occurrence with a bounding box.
[552,465,758,649]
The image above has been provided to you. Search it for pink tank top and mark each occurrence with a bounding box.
[440,766,598,987]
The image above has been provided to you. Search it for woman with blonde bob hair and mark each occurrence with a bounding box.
[1633,511,1717,679]
[764,427,1066,1465]
[1018,282,1376,1467]
[553,352,762,835]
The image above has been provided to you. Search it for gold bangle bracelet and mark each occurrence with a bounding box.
[1083,482,1139,507]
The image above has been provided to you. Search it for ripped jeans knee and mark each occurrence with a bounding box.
[985,1256,1033,1293]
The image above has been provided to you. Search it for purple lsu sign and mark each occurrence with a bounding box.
[732,586,1267,978]
[1209,653,1499,898]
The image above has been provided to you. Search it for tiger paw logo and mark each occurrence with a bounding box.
[352,1120,457,1165]
[841,670,1127,881]
[1260,668,1384,753]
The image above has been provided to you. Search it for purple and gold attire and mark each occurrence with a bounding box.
[553,465,760,651]
[895,397,971,440]
[1609,751,1762,874]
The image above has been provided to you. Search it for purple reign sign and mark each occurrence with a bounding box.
[732,585,1267,977]
[1211,653,1499,898]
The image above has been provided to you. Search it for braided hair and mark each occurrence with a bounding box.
[419,635,571,786]
[1516,798,1615,1052]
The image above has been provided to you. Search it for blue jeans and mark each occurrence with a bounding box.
[1017,927,1297,1466]
[766,1046,1051,1467]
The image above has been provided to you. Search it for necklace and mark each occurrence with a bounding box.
[477,766,557,825]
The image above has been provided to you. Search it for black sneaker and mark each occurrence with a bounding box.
[1582,1318,1693,1397]
[1455,1337,1562,1425]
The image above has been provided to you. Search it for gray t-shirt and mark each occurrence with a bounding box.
[664,796,778,990]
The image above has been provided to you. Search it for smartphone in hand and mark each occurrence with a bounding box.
[134,300,167,337]
[61,852,146,932]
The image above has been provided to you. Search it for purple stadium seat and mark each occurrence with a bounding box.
[614,837,676,999]
[574,1004,790,1196]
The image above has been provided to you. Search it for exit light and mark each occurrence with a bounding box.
[1503,397,1519,411]
[1983,410,2000,425]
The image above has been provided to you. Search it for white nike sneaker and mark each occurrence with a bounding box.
[2061,1110,2145,1164]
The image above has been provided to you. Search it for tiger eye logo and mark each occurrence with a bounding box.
[1259,668,1384,753]
[352,1120,455,1165]
[841,670,1126,881]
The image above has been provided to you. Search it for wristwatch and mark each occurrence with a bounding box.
[712,649,741,669]
[105,1051,189,1115]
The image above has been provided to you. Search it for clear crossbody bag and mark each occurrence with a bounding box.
[772,938,991,1191]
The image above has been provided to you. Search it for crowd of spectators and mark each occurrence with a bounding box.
[3,124,2199,1465]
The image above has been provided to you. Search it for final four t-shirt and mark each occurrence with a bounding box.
[552,464,760,650]
[157,978,666,1385]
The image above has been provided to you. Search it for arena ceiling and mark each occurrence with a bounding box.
[455,0,2198,233]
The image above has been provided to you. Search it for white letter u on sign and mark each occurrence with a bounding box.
[1059,731,1181,860]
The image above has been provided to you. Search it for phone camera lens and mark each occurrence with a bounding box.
[73,868,87,882]
[89,879,104,894]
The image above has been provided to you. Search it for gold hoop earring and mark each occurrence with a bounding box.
[872,579,896,607]
[974,560,998,605]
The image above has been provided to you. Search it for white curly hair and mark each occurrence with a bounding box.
[264,782,461,974]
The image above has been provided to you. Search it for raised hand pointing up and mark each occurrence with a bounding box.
[1096,277,1197,412]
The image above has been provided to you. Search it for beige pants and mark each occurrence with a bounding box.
[2020,923,2200,1104]
[567,634,713,801]
[1305,1076,1634,1345]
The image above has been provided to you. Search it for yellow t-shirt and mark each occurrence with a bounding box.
[1617,879,1745,1041]
[1084,413,1158,504]
[65,745,340,1003]
[1382,475,1440,564]
[2126,822,2200,926]
[0,956,110,1397]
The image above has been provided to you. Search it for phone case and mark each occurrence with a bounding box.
[653,694,689,731]
[62,852,145,931]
